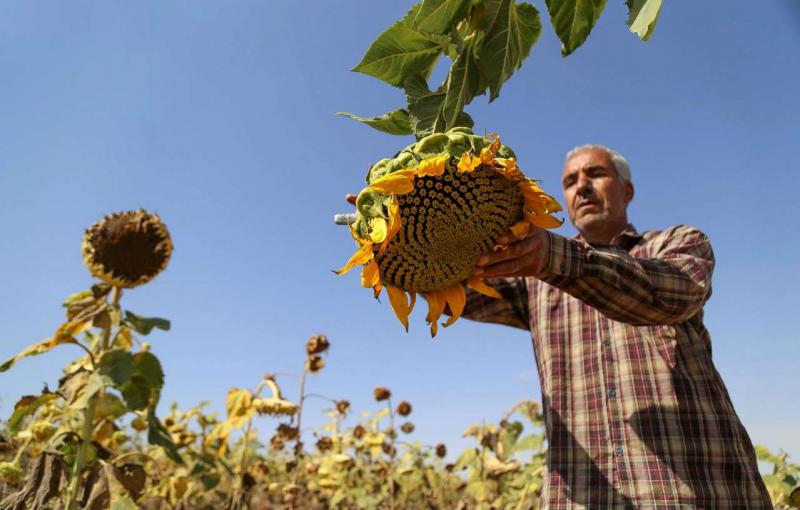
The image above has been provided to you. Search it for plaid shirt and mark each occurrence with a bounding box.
[463,224,772,509]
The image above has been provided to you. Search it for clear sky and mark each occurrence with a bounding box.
[1,1,798,461]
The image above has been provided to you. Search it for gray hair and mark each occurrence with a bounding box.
[565,144,631,183]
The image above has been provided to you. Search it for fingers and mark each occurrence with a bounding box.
[474,257,535,278]
[477,235,541,267]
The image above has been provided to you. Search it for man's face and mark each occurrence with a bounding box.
[561,148,633,240]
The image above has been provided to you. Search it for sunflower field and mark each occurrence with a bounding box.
[2,0,799,509]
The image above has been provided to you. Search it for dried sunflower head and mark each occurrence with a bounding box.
[396,401,412,417]
[82,210,172,289]
[336,128,562,336]
[335,400,351,415]
[305,354,325,373]
[254,397,298,417]
[400,422,415,434]
[373,386,391,402]
[435,443,447,458]
[306,334,330,355]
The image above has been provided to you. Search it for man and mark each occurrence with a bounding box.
[468,145,772,509]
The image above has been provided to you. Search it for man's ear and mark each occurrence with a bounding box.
[624,181,634,204]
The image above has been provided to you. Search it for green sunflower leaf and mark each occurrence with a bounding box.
[353,6,448,87]
[545,0,606,56]
[412,0,471,34]
[626,0,662,41]
[147,407,183,464]
[476,0,542,100]
[123,311,170,336]
[337,109,414,135]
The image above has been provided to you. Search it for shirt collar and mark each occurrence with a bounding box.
[575,224,642,250]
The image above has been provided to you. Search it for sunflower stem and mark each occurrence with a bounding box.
[64,285,120,510]
[386,397,396,510]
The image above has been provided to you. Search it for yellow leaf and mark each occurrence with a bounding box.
[386,286,411,332]
[442,284,466,328]
[467,276,502,299]
[225,388,253,429]
[457,152,481,173]
[416,155,449,177]
[114,327,133,350]
[369,169,416,195]
[334,243,374,275]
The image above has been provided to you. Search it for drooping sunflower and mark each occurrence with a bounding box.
[82,209,172,289]
[336,128,562,336]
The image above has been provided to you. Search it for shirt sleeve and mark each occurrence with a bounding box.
[461,276,531,330]
[538,225,714,326]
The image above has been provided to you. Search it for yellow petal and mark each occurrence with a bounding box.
[495,158,522,180]
[467,276,502,298]
[442,284,466,328]
[369,169,416,195]
[487,133,500,154]
[524,210,564,229]
[386,285,411,332]
[423,291,446,337]
[416,155,449,177]
[373,283,383,300]
[457,152,481,173]
[480,147,495,165]
[361,259,381,288]
[334,243,374,275]
[369,217,388,243]
[510,220,532,239]
[380,195,401,255]
[523,194,549,216]
[408,291,416,315]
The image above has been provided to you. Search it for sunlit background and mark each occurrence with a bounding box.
[1,1,797,460]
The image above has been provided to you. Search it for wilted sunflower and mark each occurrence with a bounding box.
[373,386,391,401]
[82,209,172,288]
[336,128,561,336]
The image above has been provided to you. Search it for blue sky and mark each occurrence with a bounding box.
[1,1,798,462]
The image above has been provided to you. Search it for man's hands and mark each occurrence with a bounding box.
[472,227,551,278]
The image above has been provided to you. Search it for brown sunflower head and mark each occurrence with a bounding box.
[352,425,366,439]
[82,210,172,289]
[306,334,330,355]
[400,422,415,434]
[306,354,325,373]
[373,386,391,402]
[396,401,412,417]
[335,400,351,415]
[435,443,447,458]
[316,436,333,452]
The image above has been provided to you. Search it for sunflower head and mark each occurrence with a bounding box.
[306,334,330,355]
[435,443,447,458]
[396,401,412,417]
[400,422,415,434]
[373,386,391,401]
[337,128,562,336]
[82,209,172,289]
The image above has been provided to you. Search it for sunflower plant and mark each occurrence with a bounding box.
[0,210,179,509]
[336,0,663,336]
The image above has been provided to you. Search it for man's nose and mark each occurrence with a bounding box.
[576,173,592,193]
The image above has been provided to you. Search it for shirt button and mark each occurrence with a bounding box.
[603,340,611,347]
[608,388,617,398]
[614,445,624,455]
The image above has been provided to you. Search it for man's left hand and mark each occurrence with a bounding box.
[472,227,551,278]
